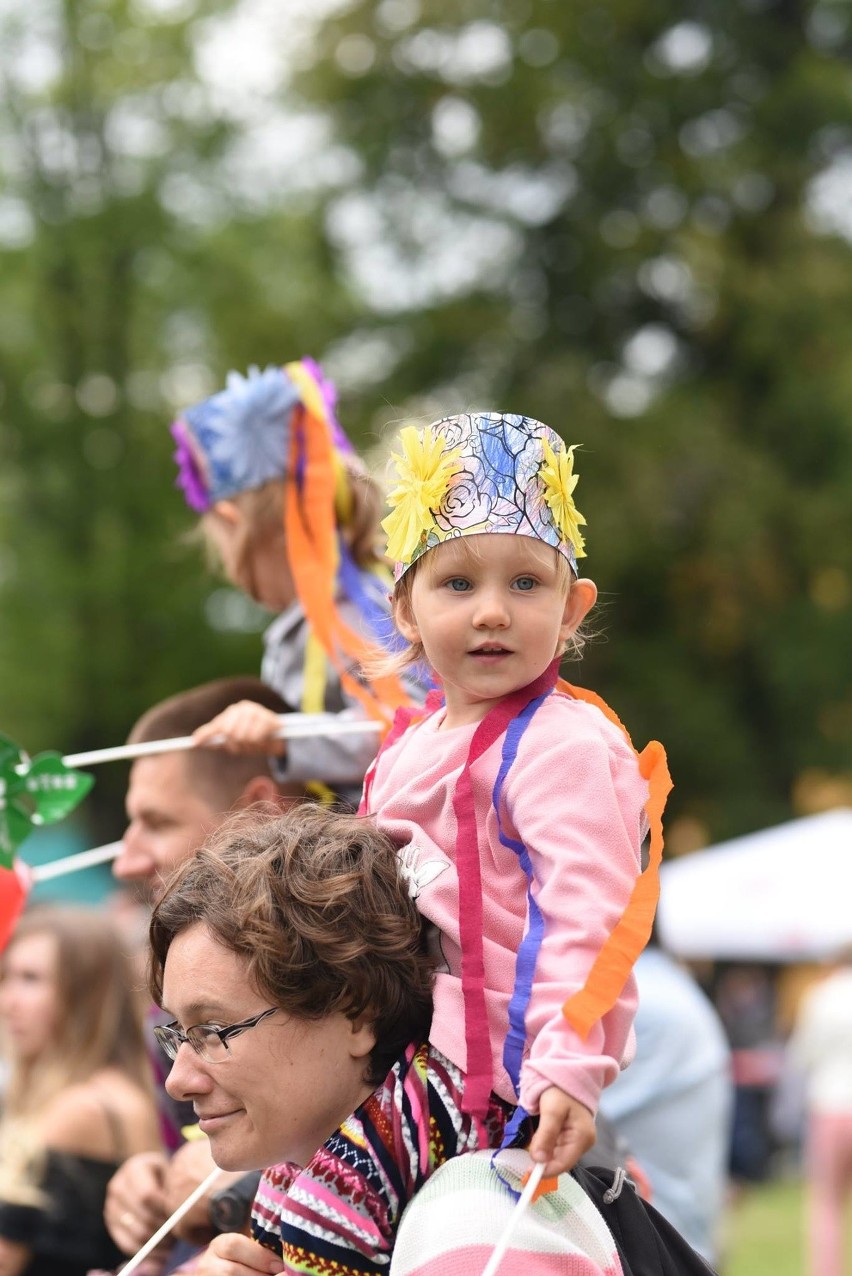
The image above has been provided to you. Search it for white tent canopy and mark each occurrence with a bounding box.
[656,808,852,962]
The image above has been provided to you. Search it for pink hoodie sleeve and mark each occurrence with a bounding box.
[502,699,648,1115]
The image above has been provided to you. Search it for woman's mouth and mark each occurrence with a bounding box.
[197,1110,239,1133]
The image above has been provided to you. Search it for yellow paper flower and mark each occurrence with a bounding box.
[539,438,587,559]
[382,426,462,563]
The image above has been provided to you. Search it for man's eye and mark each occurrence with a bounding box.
[145,817,172,832]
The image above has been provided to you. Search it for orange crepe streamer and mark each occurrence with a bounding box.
[521,1169,560,1202]
[284,403,412,725]
[557,679,673,1039]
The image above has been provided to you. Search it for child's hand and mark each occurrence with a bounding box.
[192,702,287,757]
[529,1086,596,1177]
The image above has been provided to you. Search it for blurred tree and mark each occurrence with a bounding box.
[0,0,358,835]
[290,0,852,840]
[1,0,850,847]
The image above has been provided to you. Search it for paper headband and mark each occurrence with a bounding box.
[382,413,587,580]
[170,358,352,513]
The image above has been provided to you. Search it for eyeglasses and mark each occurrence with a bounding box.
[154,1007,277,1064]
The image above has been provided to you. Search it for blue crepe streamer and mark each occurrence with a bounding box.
[493,688,552,1096]
[336,536,408,654]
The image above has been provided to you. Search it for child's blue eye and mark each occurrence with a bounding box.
[513,576,537,592]
[446,578,471,592]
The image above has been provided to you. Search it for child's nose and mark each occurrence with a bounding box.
[473,588,510,628]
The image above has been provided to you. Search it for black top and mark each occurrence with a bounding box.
[0,1150,125,1276]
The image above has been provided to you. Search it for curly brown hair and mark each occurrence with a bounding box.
[148,804,433,1086]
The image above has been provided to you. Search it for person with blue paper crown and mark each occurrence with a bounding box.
[360,412,672,1179]
[169,359,426,808]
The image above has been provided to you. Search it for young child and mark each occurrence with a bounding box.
[169,359,424,805]
[361,411,670,1176]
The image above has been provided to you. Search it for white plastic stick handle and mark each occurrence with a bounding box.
[120,1167,223,1275]
[30,840,121,883]
[62,713,382,767]
[480,1161,545,1276]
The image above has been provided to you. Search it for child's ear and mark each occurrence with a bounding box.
[560,577,597,639]
[212,499,241,527]
[393,590,421,645]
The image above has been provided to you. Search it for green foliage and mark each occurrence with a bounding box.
[0,0,357,834]
[292,0,852,841]
[0,0,850,843]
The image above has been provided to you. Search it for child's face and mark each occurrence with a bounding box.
[204,500,296,612]
[396,535,596,728]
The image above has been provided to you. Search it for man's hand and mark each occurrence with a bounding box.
[164,1139,245,1245]
[528,1086,596,1177]
[104,1150,169,1256]
[192,1233,286,1276]
[192,702,287,757]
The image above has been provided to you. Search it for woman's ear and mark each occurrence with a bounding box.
[347,1016,377,1061]
[560,577,597,640]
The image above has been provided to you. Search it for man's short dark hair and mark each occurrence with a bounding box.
[129,677,299,809]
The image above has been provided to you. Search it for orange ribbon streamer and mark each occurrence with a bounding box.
[557,679,673,1038]
[283,401,412,729]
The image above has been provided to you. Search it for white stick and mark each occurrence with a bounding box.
[62,714,383,768]
[119,1167,223,1276]
[30,841,122,883]
[480,1161,545,1276]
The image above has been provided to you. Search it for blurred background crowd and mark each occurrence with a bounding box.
[0,0,851,1273]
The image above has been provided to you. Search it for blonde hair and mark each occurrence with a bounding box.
[0,908,152,1203]
[367,536,589,681]
[200,455,386,602]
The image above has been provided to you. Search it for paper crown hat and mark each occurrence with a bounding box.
[170,358,351,512]
[381,413,587,581]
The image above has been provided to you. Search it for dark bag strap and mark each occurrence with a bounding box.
[571,1164,717,1276]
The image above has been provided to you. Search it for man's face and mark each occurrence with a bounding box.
[115,753,221,902]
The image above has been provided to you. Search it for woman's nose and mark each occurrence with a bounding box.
[164,1041,212,1102]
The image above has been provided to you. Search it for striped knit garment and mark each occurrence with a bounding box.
[251,1042,513,1273]
[390,1148,625,1276]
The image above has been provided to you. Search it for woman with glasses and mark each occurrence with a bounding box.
[0,906,162,1276]
[148,803,513,1275]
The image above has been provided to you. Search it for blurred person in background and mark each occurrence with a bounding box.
[106,677,310,1267]
[598,937,733,1267]
[714,964,781,1188]
[169,359,425,810]
[0,906,161,1276]
[788,946,852,1276]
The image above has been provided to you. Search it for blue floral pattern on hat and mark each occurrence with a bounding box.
[383,413,586,579]
[175,365,301,508]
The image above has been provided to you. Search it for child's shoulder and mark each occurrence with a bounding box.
[527,687,640,761]
[545,685,625,732]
